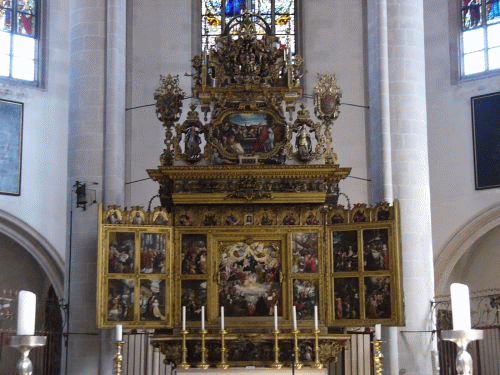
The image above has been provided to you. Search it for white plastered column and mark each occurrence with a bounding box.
[386,0,436,374]
[65,0,126,373]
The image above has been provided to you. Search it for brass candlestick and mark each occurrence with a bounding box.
[198,329,209,369]
[372,340,383,375]
[312,329,323,369]
[292,329,303,369]
[217,329,229,369]
[179,329,190,369]
[271,329,283,369]
[113,341,124,375]
[8,335,47,375]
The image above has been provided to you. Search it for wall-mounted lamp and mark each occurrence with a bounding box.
[74,181,97,210]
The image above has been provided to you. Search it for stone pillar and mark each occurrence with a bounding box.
[387,0,435,374]
[65,0,126,373]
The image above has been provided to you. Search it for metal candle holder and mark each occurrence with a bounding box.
[292,329,303,369]
[217,329,229,369]
[271,329,283,369]
[8,335,47,375]
[372,340,383,375]
[312,329,323,369]
[198,329,209,369]
[113,341,124,375]
[442,329,483,375]
[179,329,190,369]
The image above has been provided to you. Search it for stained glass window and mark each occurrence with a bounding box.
[0,0,39,82]
[202,0,296,54]
[461,0,500,76]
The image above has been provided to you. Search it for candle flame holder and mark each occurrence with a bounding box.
[271,329,283,369]
[179,329,190,369]
[442,329,483,375]
[8,335,47,375]
[292,329,303,369]
[198,329,210,369]
[372,340,383,375]
[312,329,323,369]
[113,341,124,375]
[217,329,229,369]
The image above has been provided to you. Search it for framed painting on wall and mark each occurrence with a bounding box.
[472,92,500,189]
[0,99,23,195]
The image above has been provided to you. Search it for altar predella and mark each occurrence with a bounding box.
[96,11,403,367]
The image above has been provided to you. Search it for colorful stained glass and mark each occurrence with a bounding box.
[462,0,483,29]
[487,0,500,22]
[16,0,36,35]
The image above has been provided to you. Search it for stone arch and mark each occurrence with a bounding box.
[0,208,64,299]
[434,203,500,296]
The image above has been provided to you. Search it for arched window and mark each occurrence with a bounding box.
[461,0,500,76]
[0,0,40,82]
[202,0,297,54]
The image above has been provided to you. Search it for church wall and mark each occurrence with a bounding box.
[0,0,70,266]
[126,1,369,208]
[423,0,500,293]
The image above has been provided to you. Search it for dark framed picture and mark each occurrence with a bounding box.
[181,280,207,321]
[363,228,390,271]
[140,233,167,274]
[332,230,358,272]
[364,276,391,319]
[181,234,208,275]
[107,279,135,321]
[140,279,166,321]
[291,232,319,273]
[334,277,360,320]
[293,279,319,320]
[472,92,500,189]
[0,99,23,195]
[108,232,135,273]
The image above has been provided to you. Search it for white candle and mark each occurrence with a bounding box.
[450,283,471,330]
[292,305,297,330]
[221,306,225,331]
[182,306,186,331]
[201,306,205,330]
[17,290,36,335]
[374,324,381,340]
[274,305,278,330]
[314,305,319,330]
[116,324,123,341]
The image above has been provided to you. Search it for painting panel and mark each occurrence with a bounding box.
[0,99,23,195]
[363,229,389,271]
[107,279,135,321]
[140,233,167,274]
[291,232,319,273]
[181,280,207,321]
[334,278,360,320]
[472,92,500,189]
[293,279,319,320]
[365,276,391,319]
[332,231,358,272]
[181,234,208,275]
[219,239,281,316]
[140,279,166,321]
[108,232,135,273]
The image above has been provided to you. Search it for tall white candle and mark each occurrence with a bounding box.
[17,290,36,335]
[201,306,205,330]
[314,305,318,330]
[274,305,278,331]
[182,306,186,331]
[450,283,471,330]
[374,324,381,340]
[116,324,123,341]
[292,305,297,330]
[221,306,225,331]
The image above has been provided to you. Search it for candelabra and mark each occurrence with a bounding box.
[113,341,124,375]
[179,329,190,369]
[217,329,229,369]
[312,329,323,369]
[8,335,47,375]
[442,329,483,375]
[292,329,303,369]
[271,329,283,368]
[198,329,209,369]
[372,340,383,375]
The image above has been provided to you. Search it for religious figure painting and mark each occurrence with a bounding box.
[219,239,281,316]
[181,234,208,275]
[334,277,360,320]
[107,279,135,321]
[363,229,389,271]
[333,231,358,272]
[293,279,319,320]
[0,99,23,195]
[108,232,135,273]
[364,276,391,319]
[140,279,166,321]
[140,233,167,274]
[181,280,207,321]
[291,232,319,273]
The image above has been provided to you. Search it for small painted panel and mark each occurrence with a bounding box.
[293,279,319,320]
[140,233,167,274]
[332,231,358,272]
[365,276,391,319]
[334,278,360,320]
[291,232,319,273]
[140,279,166,321]
[181,280,207,321]
[107,279,135,321]
[181,234,208,275]
[108,232,135,273]
[363,228,390,271]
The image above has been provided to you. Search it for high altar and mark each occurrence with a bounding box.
[96,11,403,370]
